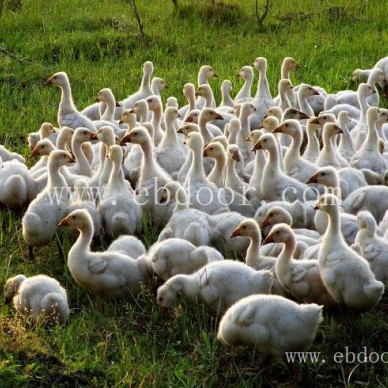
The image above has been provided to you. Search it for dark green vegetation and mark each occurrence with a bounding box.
[0,0,388,386]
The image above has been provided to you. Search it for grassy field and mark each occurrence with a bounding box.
[1,0,388,386]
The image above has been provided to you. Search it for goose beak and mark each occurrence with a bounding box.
[306,173,318,184]
[261,216,271,228]
[116,102,122,107]
[58,216,70,227]
[95,97,100,102]
[336,126,344,134]
[230,227,241,238]
[30,146,40,157]
[252,140,262,152]
[177,112,182,119]
[90,133,98,141]
[309,116,320,124]
[232,150,241,162]
[203,148,209,157]
[120,134,132,144]
[273,125,283,134]
[213,72,218,78]
[313,202,320,210]
[159,188,168,204]
[298,111,310,120]
[185,116,194,123]
[118,119,124,125]
[246,136,251,142]
[214,112,223,120]
[263,234,274,245]
[312,88,320,96]
[177,127,184,134]
[195,91,200,97]
[43,77,53,86]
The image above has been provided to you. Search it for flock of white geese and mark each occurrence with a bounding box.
[2,56,388,357]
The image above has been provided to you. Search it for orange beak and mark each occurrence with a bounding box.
[30,146,41,157]
[261,216,271,228]
[58,216,70,227]
[230,227,241,238]
[306,173,319,184]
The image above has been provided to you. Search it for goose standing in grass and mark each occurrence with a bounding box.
[59,209,151,298]
[3,274,70,325]
[22,150,74,249]
[353,211,388,289]
[156,260,273,315]
[217,294,323,356]
[264,224,336,305]
[44,71,97,131]
[99,145,142,239]
[315,194,384,311]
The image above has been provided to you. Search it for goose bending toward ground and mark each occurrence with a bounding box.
[3,274,69,325]
[148,238,223,281]
[264,224,336,305]
[217,294,323,356]
[316,194,384,310]
[353,211,388,288]
[59,209,151,298]
[44,72,97,131]
[156,260,273,315]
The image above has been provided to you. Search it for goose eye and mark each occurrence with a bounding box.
[158,297,164,303]
[133,132,138,136]
[276,231,280,234]
[242,225,247,229]
[210,147,213,151]
[285,124,289,127]
[71,215,76,220]
[321,172,326,176]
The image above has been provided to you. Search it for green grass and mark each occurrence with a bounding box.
[1,0,388,386]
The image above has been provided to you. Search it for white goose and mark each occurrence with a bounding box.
[59,209,151,299]
[44,71,97,131]
[316,194,384,310]
[220,79,234,108]
[234,65,254,104]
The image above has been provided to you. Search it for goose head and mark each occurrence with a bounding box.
[186,132,204,151]
[283,108,310,121]
[195,84,212,97]
[358,82,375,98]
[3,275,27,304]
[96,88,117,105]
[221,79,232,94]
[132,99,148,116]
[119,109,137,126]
[177,123,200,136]
[309,113,336,127]
[152,77,168,92]
[183,83,195,97]
[260,116,279,132]
[377,108,388,127]
[143,61,154,76]
[278,79,294,94]
[108,144,123,166]
[227,144,241,162]
[240,102,256,118]
[165,97,178,108]
[199,65,218,80]
[44,71,68,87]
[263,223,294,245]
[228,118,241,136]
[120,126,150,145]
[283,57,299,72]
[252,133,276,152]
[146,95,162,112]
[306,166,339,188]
[164,106,181,122]
[351,69,370,83]
[73,127,96,144]
[157,284,178,308]
[231,218,261,238]
[160,181,187,205]
[262,206,292,228]
[49,150,75,167]
[273,119,301,136]
[298,84,320,98]
[337,110,352,125]
[30,139,55,157]
[59,208,91,229]
[252,57,267,72]
[246,129,264,144]
[199,108,223,123]
[40,122,55,138]
[264,106,282,121]
[357,210,377,235]
[74,178,91,201]
[322,123,343,139]
[236,65,253,80]
[232,103,242,117]
[203,141,225,158]
[95,126,115,145]
[314,193,339,213]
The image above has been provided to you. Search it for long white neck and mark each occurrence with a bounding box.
[151,105,164,144]
[303,123,319,161]
[71,223,93,256]
[189,143,207,183]
[298,93,315,116]
[264,143,282,177]
[198,117,214,145]
[59,79,76,113]
[160,113,178,148]
[141,67,153,95]
[221,85,234,107]
[358,89,369,127]
[186,89,196,112]
[362,113,379,151]
[284,131,302,174]
[323,204,343,247]
[207,154,226,187]
[276,233,296,276]
[236,74,253,101]
[101,95,115,122]
[106,157,127,196]
[140,138,160,183]
[72,139,92,177]
[254,65,272,101]
[245,230,261,269]
[47,160,67,191]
